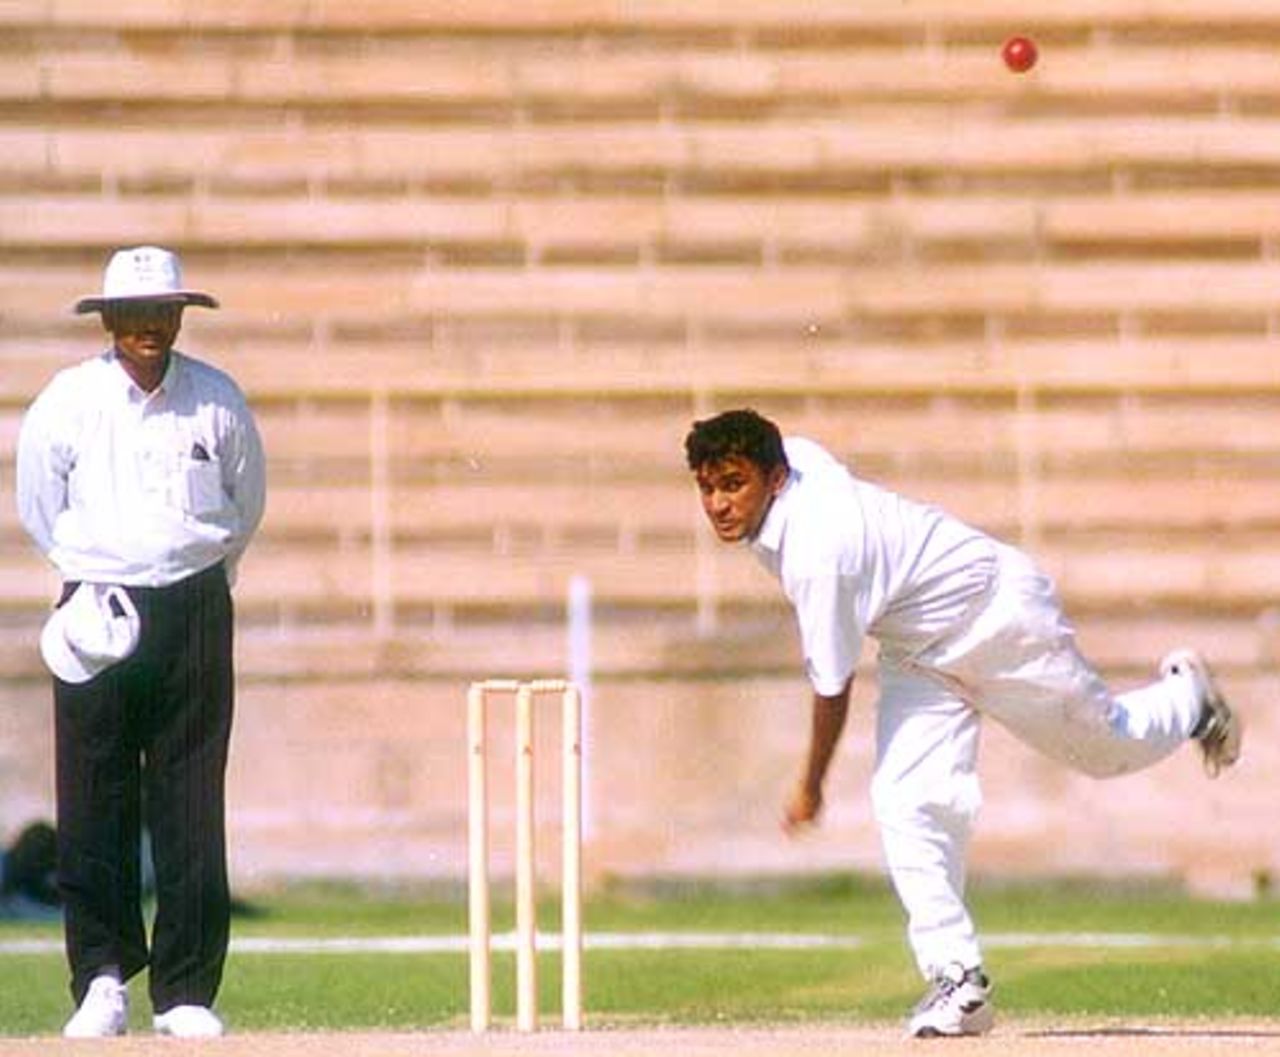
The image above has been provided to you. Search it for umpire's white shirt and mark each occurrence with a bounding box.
[750,437,997,696]
[16,349,266,587]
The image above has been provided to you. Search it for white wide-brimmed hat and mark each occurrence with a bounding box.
[40,583,141,684]
[74,246,219,315]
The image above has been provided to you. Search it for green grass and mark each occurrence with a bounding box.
[2,874,1278,1035]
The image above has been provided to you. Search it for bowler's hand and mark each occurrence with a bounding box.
[782,782,823,836]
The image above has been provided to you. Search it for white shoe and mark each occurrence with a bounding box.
[907,962,994,1038]
[1162,649,1242,778]
[63,974,128,1038]
[154,1005,224,1038]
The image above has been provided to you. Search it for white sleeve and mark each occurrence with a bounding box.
[14,388,72,560]
[789,573,863,696]
[219,397,267,585]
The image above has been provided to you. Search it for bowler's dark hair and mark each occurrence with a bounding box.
[684,409,788,473]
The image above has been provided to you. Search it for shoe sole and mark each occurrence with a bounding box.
[1164,650,1241,778]
[909,1001,995,1038]
[1193,661,1242,778]
[1203,709,1242,778]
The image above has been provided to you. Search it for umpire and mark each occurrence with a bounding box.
[15,246,266,1038]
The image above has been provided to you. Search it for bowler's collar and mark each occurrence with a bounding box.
[750,467,798,557]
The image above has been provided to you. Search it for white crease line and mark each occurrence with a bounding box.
[0,932,1272,957]
[231,933,868,954]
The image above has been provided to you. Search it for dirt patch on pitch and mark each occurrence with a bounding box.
[4,1022,1280,1057]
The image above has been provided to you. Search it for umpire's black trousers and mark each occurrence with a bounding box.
[53,561,234,1013]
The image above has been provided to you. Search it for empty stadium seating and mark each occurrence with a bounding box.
[2,0,1278,887]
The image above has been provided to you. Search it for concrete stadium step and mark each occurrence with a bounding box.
[4,0,1276,34]
[9,190,1280,261]
[10,36,1280,113]
[4,337,1280,404]
[10,115,1280,191]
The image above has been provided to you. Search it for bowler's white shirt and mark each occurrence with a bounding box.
[16,349,266,587]
[750,438,997,695]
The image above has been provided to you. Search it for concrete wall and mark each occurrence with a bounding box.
[1,1,1278,894]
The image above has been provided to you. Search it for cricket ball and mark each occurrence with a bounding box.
[1001,35,1038,74]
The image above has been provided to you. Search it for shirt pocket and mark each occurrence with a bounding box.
[179,458,224,516]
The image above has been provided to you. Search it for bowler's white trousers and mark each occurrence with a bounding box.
[869,544,1202,979]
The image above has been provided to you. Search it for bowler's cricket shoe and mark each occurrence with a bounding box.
[908,962,994,1038]
[1162,649,1242,778]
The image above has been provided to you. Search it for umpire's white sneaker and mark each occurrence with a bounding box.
[907,962,994,1038]
[1162,649,1242,778]
[63,974,128,1038]
[153,1005,224,1038]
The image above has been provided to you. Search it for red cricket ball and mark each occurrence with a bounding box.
[1001,35,1038,73]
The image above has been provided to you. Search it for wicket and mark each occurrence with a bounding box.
[467,679,583,1032]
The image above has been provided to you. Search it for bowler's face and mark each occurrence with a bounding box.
[694,455,788,543]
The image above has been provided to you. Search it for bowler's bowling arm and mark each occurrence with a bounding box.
[782,677,853,834]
